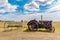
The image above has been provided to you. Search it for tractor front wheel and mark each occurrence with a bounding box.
[49,27,55,32]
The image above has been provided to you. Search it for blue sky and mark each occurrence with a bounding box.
[0,0,60,21]
[8,0,32,13]
[8,0,57,13]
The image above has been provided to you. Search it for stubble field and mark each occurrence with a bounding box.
[0,21,60,40]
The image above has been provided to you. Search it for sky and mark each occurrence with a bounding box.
[0,0,60,21]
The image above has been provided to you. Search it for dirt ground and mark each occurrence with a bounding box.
[0,28,60,40]
[0,22,60,40]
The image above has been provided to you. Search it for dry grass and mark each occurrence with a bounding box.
[52,22,60,30]
[0,21,23,28]
[0,28,60,40]
[0,22,5,28]
[0,21,60,29]
[0,21,60,40]
[53,22,60,27]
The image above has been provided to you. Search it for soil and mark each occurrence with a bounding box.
[0,28,60,40]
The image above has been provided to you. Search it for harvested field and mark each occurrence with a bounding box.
[0,21,60,40]
[0,29,60,40]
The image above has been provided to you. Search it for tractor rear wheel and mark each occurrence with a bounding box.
[28,24,37,31]
[27,20,39,31]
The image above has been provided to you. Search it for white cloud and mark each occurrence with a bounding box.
[37,0,46,2]
[0,0,60,21]
[46,0,55,5]
[47,5,60,13]
[24,1,39,11]
[0,0,17,13]
[46,0,60,13]
[12,0,60,22]
[24,0,56,12]
[0,9,6,13]
[5,4,17,12]
[0,0,7,7]
[0,11,60,22]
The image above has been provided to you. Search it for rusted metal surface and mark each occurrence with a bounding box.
[27,20,55,32]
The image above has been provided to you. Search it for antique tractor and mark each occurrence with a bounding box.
[27,20,55,32]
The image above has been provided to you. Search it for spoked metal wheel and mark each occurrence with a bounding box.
[27,20,39,31]
[49,27,55,32]
[28,24,37,31]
